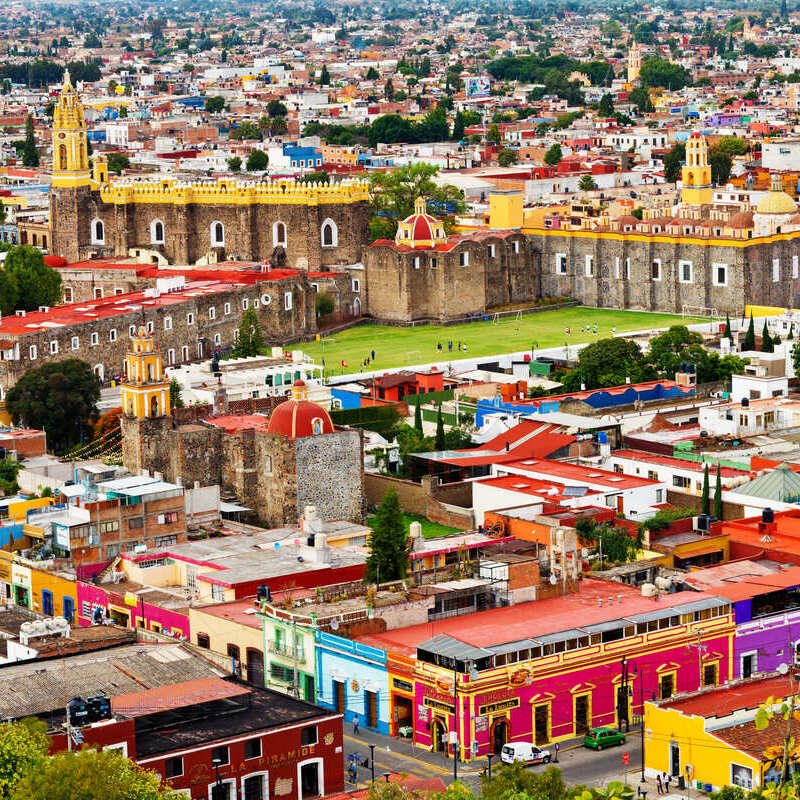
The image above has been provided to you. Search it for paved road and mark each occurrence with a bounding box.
[342,727,647,792]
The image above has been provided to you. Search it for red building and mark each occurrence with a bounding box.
[50,676,343,800]
[370,369,445,401]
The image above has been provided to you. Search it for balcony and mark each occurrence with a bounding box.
[268,641,305,661]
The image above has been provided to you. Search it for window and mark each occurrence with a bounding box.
[714,263,728,287]
[154,534,178,547]
[556,253,568,274]
[459,252,469,267]
[488,244,496,258]
[413,256,420,269]
[242,298,249,310]
[285,292,293,311]
[150,220,165,245]
[109,329,117,342]
[624,258,630,280]
[245,738,262,759]
[673,475,690,489]
[211,221,225,246]
[211,745,229,766]
[273,221,287,247]
[679,261,692,283]
[114,287,124,295]
[197,633,210,649]
[430,257,437,269]
[128,517,144,530]
[513,240,520,254]
[656,489,663,503]
[187,313,195,325]
[208,307,216,320]
[146,321,154,333]
[352,279,360,293]
[165,756,183,779]
[321,219,337,247]
[181,346,189,361]
[585,255,593,277]
[794,255,799,280]
[773,258,780,283]
[93,287,104,300]
[29,345,36,360]
[90,332,98,346]
[64,287,73,302]
[50,340,58,354]
[301,727,318,746]
[651,260,661,281]
[129,325,136,337]
[211,584,225,601]
[164,316,172,330]
[224,302,231,315]
[91,219,104,245]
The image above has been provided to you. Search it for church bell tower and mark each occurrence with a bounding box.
[51,71,90,189]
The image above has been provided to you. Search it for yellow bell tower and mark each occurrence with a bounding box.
[627,43,642,84]
[51,71,90,189]
[681,132,713,206]
[121,326,171,418]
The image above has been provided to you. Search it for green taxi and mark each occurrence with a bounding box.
[583,727,627,750]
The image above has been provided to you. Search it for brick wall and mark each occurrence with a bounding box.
[665,489,744,521]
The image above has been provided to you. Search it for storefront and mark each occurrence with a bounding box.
[11,564,30,610]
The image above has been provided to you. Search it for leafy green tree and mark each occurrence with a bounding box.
[563,337,654,391]
[724,313,732,340]
[107,152,130,175]
[709,147,732,185]
[384,77,394,100]
[451,110,466,141]
[315,291,334,318]
[701,465,710,516]
[204,95,225,113]
[761,319,774,352]
[6,360,99,452]
[4,245,61,311]
[270,116,288,136]
[714,465,723,520]
[482,763,566,800]
[0,457,20,494]
[487,123,502,145]
[578,174,597,191]
[544,143,562,166]
[228,156,242,173]
[743,313,756,351]
[639,56,690,90]
[663,143,685,183]
[10,746,178,800]
[319,64,331,85]
[234,308,264,357]
[629,86,654,114]
[21,115,38,167]
[497,148,518,167]
[413,396,422,433]
[169,377,184,409]
[598,93,614,116]
[246,149,268,171]
[299,170,329,184]
[267,99,287,117]
[365,489,408,583]
[229,122,262,141]
[0,717,49,796]
[365,66,380,80]
[435,407,445,450]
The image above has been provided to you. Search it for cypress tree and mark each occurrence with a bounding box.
[365,489,408,583]
[234,308,263,357]
[761,319,774,352]
[724,313,732,341]
[788,323,794,341]
[22,114,39,167]
[701,465,710,516]
[714,465,723,520]
[742,313,756,351]
[435,407,445,451]
[413,396,422,433]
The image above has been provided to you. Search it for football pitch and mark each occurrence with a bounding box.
[303,307,703,376]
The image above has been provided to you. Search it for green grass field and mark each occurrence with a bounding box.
[304,307,704,376]
[367,512,461,539]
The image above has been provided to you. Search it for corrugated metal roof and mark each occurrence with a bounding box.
[733,463,800,500]
[417,633,492,661]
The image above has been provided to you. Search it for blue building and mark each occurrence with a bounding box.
[284,144,323,170]
[315,630,390,734]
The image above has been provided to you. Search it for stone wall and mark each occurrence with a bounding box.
[59,266,150,303]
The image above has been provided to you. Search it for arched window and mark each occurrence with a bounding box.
[273,221,287,247]
[58,144,67,171]
[91,219,104,245]
[312,418,323,435]
[211,221,224,246]
[150,395,159,417]
[321,219,338,248]
[151,219,165,244]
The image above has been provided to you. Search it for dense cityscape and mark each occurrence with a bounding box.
[1,0,800,798]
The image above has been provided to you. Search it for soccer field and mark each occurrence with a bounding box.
[303,307,703,376]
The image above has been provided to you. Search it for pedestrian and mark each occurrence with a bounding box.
[612,326,617,336]
[664,773,671,793]
[353,715,360,735]
[656,774,663,795]
[437,341,442,352]
[448,340,453,352]
[457,341,461,351]
[371,349,375,360]
[581,326,585,334]
[463,344,467,353]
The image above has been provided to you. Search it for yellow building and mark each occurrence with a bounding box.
[627,43,642,84]
[121,326,171,418]
[489,192,524,229]
[681,133,713,206]
[51,71,90,190]
[644,674,793,791]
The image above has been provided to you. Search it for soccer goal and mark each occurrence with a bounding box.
[405,350,422,365]
[681,305,720,321]
[320,336,336,350]
[492,313,500,325]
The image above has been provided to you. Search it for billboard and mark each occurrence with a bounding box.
[466,76,491,98]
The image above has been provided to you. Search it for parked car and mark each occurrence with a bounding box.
[501,742,552,765]
[583,727,626,750]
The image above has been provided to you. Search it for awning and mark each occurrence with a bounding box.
[676,545,723,559]
[220,502,252,513]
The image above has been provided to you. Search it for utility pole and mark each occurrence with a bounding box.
[453,661,458,783]
[292,617,300,699]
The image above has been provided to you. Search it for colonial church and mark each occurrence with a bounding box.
[49,73,370,268]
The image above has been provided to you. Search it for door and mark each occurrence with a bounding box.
[534,704,549,746]
[243,775,264,800]
[334,680,345,713]
[616,495,624,513]
[365,691,378,728]
[574,694,590,735]
[62,597,74,624]
[246,648,264,686]
[304,674,315,702]
[300,762,320,798]
[211,783,231,800]
[431,719,446,753]
[659,673,674,700]
[42,590,53,616]
[742,653,755,679]
[492,720,509,754]
[703,663,717,686]
[670,741,680,776]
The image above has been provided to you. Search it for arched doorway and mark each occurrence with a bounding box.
[491,719,509,754]
[93,364,104,382]
[354,297,362,317]
[246,648,264,686]
[431,719,446,754]
[150,396,159,417]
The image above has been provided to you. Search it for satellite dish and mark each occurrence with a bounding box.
[778,663,789,675]
[331,619,340,630]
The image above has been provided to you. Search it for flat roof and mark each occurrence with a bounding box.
[500,457,659,489]
[112,676,250,718]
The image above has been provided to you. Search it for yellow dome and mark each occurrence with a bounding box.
[757,190,797,215]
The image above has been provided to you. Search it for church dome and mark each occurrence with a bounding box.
[44,255,67,269]
[395,196,447,249]
[728,211,754,228]
[267,380,334,439]
[756,173,797,215]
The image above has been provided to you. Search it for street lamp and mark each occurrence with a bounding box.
[212,757,223,800]
[368,744,375,784]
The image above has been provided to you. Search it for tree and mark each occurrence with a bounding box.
[246,149,268,171]
[267,99,287,118]
[270,116,288,136]
[578,174,597,191]
[234,308,263,358]
[6,360,99,452]
[315,291,334,318]
[451,111,466,141]
[663,143,685,183]
[724,313,732,340]
[204,95,225,113]
[0,457,20,494]
[0,717,49,796]
[709,147,732,185]
[629,86,654,114]
[319,64,331,86]
[598,93,614,116]
[365,489,408,583]
[497,148,518,167]
[761,319,774,352]
[743,313,756,351]
[435,407,445,450]
[94,406,122,437]
[228,156,242,173]
[4,245,61,312]
[21,115,38,167]
[544,143,562,166]
[107,152,130,175]
[639,56,689,90]
[299,170,329,184]
[482,762,566,800]
[169,377,184,409]
[487,123,502,145]
[563,337,654,391]
[701,465,710,516]
[714,465,723,520]
[10,746,178,800]
[365,66,379,80]
[384,77,394,100]
[413,396,422,433]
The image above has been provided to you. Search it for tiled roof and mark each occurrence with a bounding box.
[733,463,800,500]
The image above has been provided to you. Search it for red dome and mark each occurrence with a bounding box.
[44,255,67,268]
[267,398,334,439]
[412,214,435,241]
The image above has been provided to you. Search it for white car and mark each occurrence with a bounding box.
[501,742,552,766]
